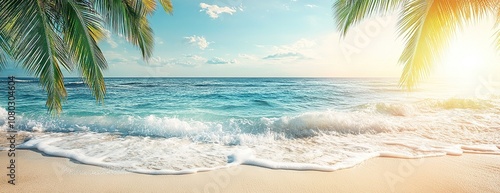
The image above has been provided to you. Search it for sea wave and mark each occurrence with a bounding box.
[64,81,85,87]
[1,96,499,139]
[430,98,493,109]
[14,79,37,83]
[1,95,499,175]
[356,98,496,117]
[0,108,418,139]
[16,132,500,175]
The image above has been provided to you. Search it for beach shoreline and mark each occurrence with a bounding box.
[1,150,499,193]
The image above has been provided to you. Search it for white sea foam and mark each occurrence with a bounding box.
[1,95,499,175]
[13,79,35,83]
[15,128,500,175]
[0,107,7,131]
[66,81,84,84]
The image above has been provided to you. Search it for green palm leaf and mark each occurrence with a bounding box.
[62,0,107,103]
[0,0,173,114]
[0,32,9,71]
[0,51,6,71]
[159,0,174,14]
[95,0,157,60]
[333,0,403,36]
[1,0,71,114]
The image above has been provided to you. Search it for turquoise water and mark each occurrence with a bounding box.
[1,77,499,174]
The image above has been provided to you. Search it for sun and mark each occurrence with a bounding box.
[429,14,499,81]
[440,48,486,79]
[433,23,499,85]
[429,37,499,96]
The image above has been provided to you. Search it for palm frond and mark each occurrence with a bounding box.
[495,3,500,51]
[0,51,6,71]
[497,4,500,26]
[141,0,157,14]
[1,0,174,114]
[0,3,15,71]
[159,0,174,14]
[397,0,493,89]
[62,0,107,103]
[466,0,500,51]
[94,0,154,60]
[333,0,402,37]
[1,0,71,114]
[125,2,154,60]
[0,31,9,71]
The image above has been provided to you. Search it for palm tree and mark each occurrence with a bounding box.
[333,0,499,89]
[0,0,173,114]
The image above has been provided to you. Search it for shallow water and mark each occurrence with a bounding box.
[1,77,499,174]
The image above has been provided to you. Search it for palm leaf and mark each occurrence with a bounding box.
[1,0,174,114]
[0,31,9,71]
[0,51,6,71]
[397,0,492,89]
[140,0,157,14]
[459,0,496,55]
[495,3,500,51]
[0,0,71,114]
[125,2,154,60]
[61,0,107,103]
[94,0,154,60]
[333,0,403,37]
[333,0,496,89]
[0,4,15,71]
[159,0,174,14]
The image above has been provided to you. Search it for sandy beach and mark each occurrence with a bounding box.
[0,150,498,193]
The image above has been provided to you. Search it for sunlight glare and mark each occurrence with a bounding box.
[432,19,500,92]
[420,16,500,98]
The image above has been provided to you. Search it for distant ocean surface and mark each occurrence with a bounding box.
[1,77,499,174]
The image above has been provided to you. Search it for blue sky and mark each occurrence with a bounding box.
[118,0,406,77]
[2,0,410,78]
[102,0,382,78]
[5,0,499,78]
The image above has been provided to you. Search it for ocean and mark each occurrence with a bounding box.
[1,77,499,174]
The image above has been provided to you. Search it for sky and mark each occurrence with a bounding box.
[1,0,500,78]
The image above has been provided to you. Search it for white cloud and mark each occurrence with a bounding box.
[206,57,238,65]
[263,52,308,60]
[277,38,316,52]
[141,56,235,66]
[184,35,210,50]
[237,6,244,11]
[184,54,207,62]
[145,57,173,67]
[149,55,236,66]
[305,4,317,8]
[104,51,137,67]
[200,3,238,19]
[263,38,317,61]
[138,55,209,68]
